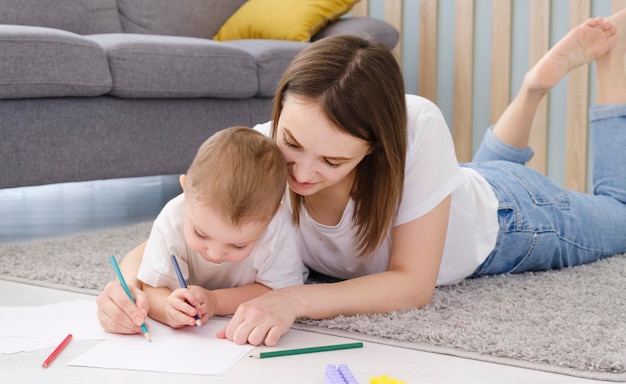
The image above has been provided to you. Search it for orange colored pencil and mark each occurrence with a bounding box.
[41,333,73,368]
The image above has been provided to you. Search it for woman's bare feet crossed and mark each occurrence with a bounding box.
[526,16,617,93]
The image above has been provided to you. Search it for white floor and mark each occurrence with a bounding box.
[2,280,613,384]
[0,177,616,383]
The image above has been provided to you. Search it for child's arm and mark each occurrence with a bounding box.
[144,282,271,328]
[142,284,173,326]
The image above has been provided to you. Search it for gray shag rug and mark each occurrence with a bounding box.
[1,222,626,382]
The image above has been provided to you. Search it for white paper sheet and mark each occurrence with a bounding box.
[68,317,254,376]
[1,300,254,375]
[1,336,64,354]
[0,300,106,353]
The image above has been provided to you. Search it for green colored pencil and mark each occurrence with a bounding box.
[109,255,152,342]
[250,342,363,359]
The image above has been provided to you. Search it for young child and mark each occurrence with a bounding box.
[136,126,307,329]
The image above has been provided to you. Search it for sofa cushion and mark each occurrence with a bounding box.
[312,17,400,49]
[224,40,308,97]
[213,0,358,42]
[0,0,122,35]
[0,25,112,99]
[116,0,248,39]
[87,34,258,98]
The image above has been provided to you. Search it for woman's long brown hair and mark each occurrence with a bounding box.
[271,35,407,256]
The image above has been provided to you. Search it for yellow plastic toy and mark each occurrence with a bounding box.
[369,375,407,384]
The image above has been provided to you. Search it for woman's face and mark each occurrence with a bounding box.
[276,95,371,197]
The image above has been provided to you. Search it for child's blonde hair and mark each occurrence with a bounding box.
[185,126,287,225]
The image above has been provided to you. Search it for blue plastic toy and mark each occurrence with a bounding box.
[325,364,359,384]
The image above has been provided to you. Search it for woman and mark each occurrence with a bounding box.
[97,11,626,347]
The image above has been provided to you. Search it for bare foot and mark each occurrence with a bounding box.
[596,9,626,104]
[525,17,617,92]
[606,8,626,43]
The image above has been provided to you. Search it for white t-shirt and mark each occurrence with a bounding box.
[137,194,308,291]
[254,94,499,286]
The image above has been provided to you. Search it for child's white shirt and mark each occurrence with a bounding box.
[254,94,499,286]
[137,193,307,291]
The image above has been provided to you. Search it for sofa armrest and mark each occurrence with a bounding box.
[312,17,399,49]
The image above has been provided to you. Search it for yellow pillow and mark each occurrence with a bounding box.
[214,0,360,42]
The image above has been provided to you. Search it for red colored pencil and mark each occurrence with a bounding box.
[41,333,73,368]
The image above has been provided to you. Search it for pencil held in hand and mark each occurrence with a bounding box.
[171,254,202,327]
[108,255,152,342]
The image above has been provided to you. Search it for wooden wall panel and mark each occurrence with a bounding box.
[418,0,439,103]
[613,0,626,12]
[351,0,369,17]
[565,1,591,191]
[384,0,403,61]
[489,0,512,125]
[453,0,474,162]
[527,0,551,174]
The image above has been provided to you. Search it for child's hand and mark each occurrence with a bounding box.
[164,286,216,328]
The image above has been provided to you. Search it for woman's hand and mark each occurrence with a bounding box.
[96,281,150,334]
[97,240,149,333]
[163,286,216,328]
[216,289,300,346]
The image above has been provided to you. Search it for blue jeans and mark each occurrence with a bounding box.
[466,104,626,277]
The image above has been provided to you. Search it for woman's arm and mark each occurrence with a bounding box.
[211,283,272,315]
[96,241,149,334]
[220,195,451,346]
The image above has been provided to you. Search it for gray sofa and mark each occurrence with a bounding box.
[0,0,398,189]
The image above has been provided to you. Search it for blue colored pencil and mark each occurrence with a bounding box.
[108,255,152,342]
[171,254,202,327]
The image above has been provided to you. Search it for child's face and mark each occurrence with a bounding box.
[182,196,268,264]
[276,95,371,197]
